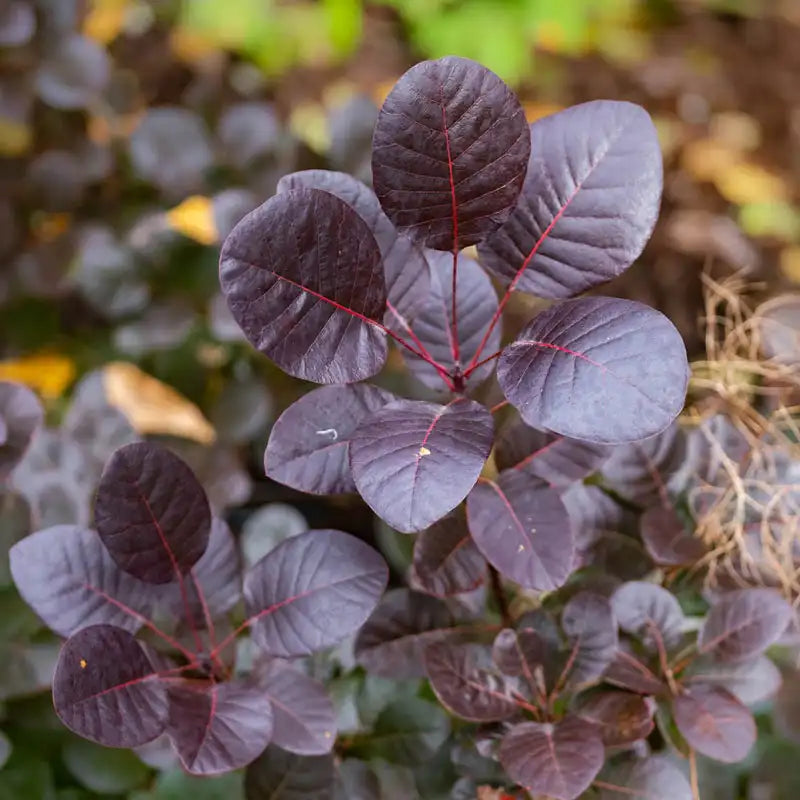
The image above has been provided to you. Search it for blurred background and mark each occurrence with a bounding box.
[1,0,800,798]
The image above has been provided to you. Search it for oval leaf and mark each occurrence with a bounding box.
[598,756,692,800]
[350,397,494,533]
[219,188,387,383]
[499,716,604,800]
[561,592,618,687]
[265,384,394,495]
[372,56,530,250]
[641,505,707,566]
[493,627,547,686]
[497,297,688,444]
[479,100,662,299]
[467,470,573,590]
[686,655,782,706]
[53,624,167,748]
[0,381,43,479]
[577,691,655,746]
[243,529,387,657]
[94,442,211,584]
[604,648,666,696]
[10,525,153,637]
[167,681,273,775]
[611,581,684,650]
[245,747,334,800]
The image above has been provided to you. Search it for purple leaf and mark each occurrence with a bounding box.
[261,663,336,755]
[561,483,632,550]
[265,384,394,495]
[411,511,486,597]
[640,505,706,566]
[492,627,547,686]
[497,297,688,444]
[0,381,43,479]
[355,588,455,679]
[349,398,494,533]
[94,442,211,584]
[605,648,666,695]
[611,581,684,650]
[166,681,273,775]
[672,684,756,763]
[424,641,518,722]
[402,251,500,389]
[53,624,167,748]
[372,56,530,251]
[10,525,153,637]
[277,169,429,327]
[576,690,655,746]
[243,529,387,657]
[686,655,782,706]
[561,592,618,687]
[245,746,334,800]
[499,716,604,800]
[219,188,387,383]
[478,100,662,299]
[699,588,791,663]
[494,416,610,487]
[597,756,692,800]
[467,470,573,590]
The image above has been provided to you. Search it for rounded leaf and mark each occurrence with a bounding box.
[245,747,334,800]
[611,581,684,650]
[0,381,43,479]
[577,691,655,746]
[497,297,689,444]
[220,189,387,383]
[243,529,387,657]
[598,756,692,800]
[94,442,211,584]
[35,34,110,110]
[641,505,707,566]
[349,398,494,533]
[686,655,782,706]
[53,625,167,748]
[372,56,530,250]
[561,592,618,687]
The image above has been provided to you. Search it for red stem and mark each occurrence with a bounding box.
[450,248,460,366]
[464,349,502,377]
[188,571,227,676]
[490,400,509,414]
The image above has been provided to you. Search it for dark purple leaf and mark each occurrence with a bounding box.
[561,483,632,550]
[243,529,387,657]
[372,56,530,250]
[641,505,706,566]
[497,297,688,444]
[261,663,336,755]
[756,294,800,365]
[424,641,518,721]
[611,581,684,650]
[402,251,500,389]
[94,442,211,584]
[0,381,43,479]
[576,691,655,746]
[492,627,547,689]
[467,470,573,590]
[53,624,167,748]
[499,716,604,800]
[478,100,662,299]
[277,170,430,326]
[10,525,153,637]
[35,34,110,110]
[699,588,791,663]
[597,756,692,800]
[167,681,273,775]
[265,384,394,495]
[349,398,493,533]
[686,655,781,705]
[494,416,610,487]
[219,188,387,383]
[355,588,455,679]
[605,648,666,695]
[672,684,755,763]
[561,591,618,687]
[410,511,486,597]
[0,1,35,47]
[245,747,335,800]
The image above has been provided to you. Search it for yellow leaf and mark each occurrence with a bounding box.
[372,79,398,108]
[0,354,76,399]
[170,27,220,65]
[709,111,761,153]
[289,103,330,155]
[523,102,563,124]
[83,0,129,44]
[714,163,789,206]
[780,246,800,283]
[31,213,72,243]
[165,196,217,245]
[0,118,32,157]
[103,362,216,444]
[681,138,739,182]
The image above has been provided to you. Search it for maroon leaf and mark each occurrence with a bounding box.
[372,56,530,251]
[611,581,684,650]
[277,169,429,327]
[478,100,662,299]
[349,398,494,533]
[605,648,666,695]
[10,524,153,637]
[245,746,335,800]
[577,690,655,746]
[561,483,633,551]
[492,627,547,687]
[411,511,486,597]
[640,505,706,566]
[672,684,756,763]
[686,655,781,706]
[499,716,604,800]
[265,384,395,495]
[355,588,455,679]
[0,381,43,479]
[561,592,618,687]
[699,588,791,663]
[261,663,336,755]
[219,188,387,383]
[467,470,573,590]
[497,297,688,444]
[402,251,500,389]
[94,442,211,584]
[597,756,692,800]
[167,681,273,775]
[424,641,518,722]
[53,624,167,747]
[244,529,387,657]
